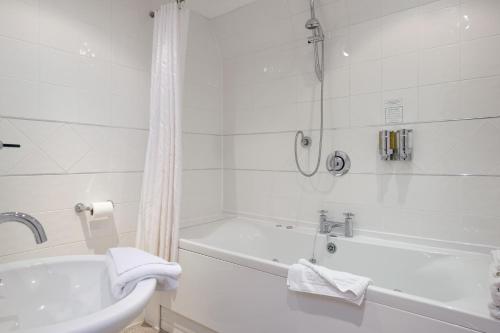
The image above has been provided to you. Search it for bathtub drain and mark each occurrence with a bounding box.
[272,258,279,262]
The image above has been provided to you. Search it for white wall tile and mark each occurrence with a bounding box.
[39,83,78,122]
[382,0,420,16]
[419,3,459,49]
[184,80,221,111]
[184,106,221,135]
[0,119,54,175]
[209,0,500,248]
[382,8,420,57]
[181,170,222,224]
[40,47,79,86]
[461,76,500,120]
[0,37,39,81]
[254,76,298,107]
[0,78,39,119]
[461,35,500,79]
[382,52,419,90]
[223,133,295,171]
[222,169,500,245]
[180,11,224,227]
[461,0,500,41]
[324,66,350,98]
[77,90,112,126]
[0,0,39,42]
[419,81,461,121]
[298,97,351,130]
[349,19,382,63]
[326,28,351,69]
[183,134,222,170]
[0,0,166,261]
[319,1,350,31]
[349,0,383,25]
[350,60,382,95]
[350,93,382,126]
[419,44,459,85]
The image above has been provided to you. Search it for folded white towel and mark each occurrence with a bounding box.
[106,247,182,299]
[287,259,371,306]
[489,302,500,320]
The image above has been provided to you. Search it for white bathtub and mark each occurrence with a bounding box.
[161,217,499,333]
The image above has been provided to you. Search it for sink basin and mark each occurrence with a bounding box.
[0,255,156,333]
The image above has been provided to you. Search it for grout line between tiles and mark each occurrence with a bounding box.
[222,168,500,178]
[0,115,149,131]
[222,114,500,136]
[0,170,143,178]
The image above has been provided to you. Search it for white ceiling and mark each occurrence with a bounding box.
[185,0,258,19]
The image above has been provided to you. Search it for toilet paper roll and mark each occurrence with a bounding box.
[90,201,114,219]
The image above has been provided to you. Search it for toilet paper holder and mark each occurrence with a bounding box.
[75,200,114,214]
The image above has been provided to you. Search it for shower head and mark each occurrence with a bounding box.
[305,0,323,40]
[305,17,321,30]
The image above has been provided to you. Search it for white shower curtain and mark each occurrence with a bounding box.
[136,3,189,262]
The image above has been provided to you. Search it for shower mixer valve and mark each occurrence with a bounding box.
[326,151,350,176]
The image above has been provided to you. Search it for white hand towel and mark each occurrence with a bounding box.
[106,247,182,299]
[287,259,371,306]
[489,302,500,320]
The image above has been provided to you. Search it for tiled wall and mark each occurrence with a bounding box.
[0,0,223,263]
[0,0,160,262]
[181,12,224,226]
[215,0,500,247]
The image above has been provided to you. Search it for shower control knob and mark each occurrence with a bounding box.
[326,151,350,176]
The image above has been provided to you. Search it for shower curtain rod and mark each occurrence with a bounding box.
[149,0,185,18]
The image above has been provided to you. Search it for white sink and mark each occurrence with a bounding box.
[0,255,156,333]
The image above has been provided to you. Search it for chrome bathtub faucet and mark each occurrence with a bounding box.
[318,210,354,238]
[0,212,47,244]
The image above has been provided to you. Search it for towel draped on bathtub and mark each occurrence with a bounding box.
[287,259,371,306]
[106,247,182,299]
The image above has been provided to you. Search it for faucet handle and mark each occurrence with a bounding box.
[343,212,355,219]
[318,209,328,215]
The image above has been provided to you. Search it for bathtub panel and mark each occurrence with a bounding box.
[158,249,482,333]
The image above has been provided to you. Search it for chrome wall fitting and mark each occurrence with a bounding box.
[378,129,413,161]
[0,140,21,150]
[301,136,312,148]
[326,151,350,176]
[397,129,413,161]
[75,203,92,214]
[327,241,337,254]
[378,130,393,161]
[74,201,114,214]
